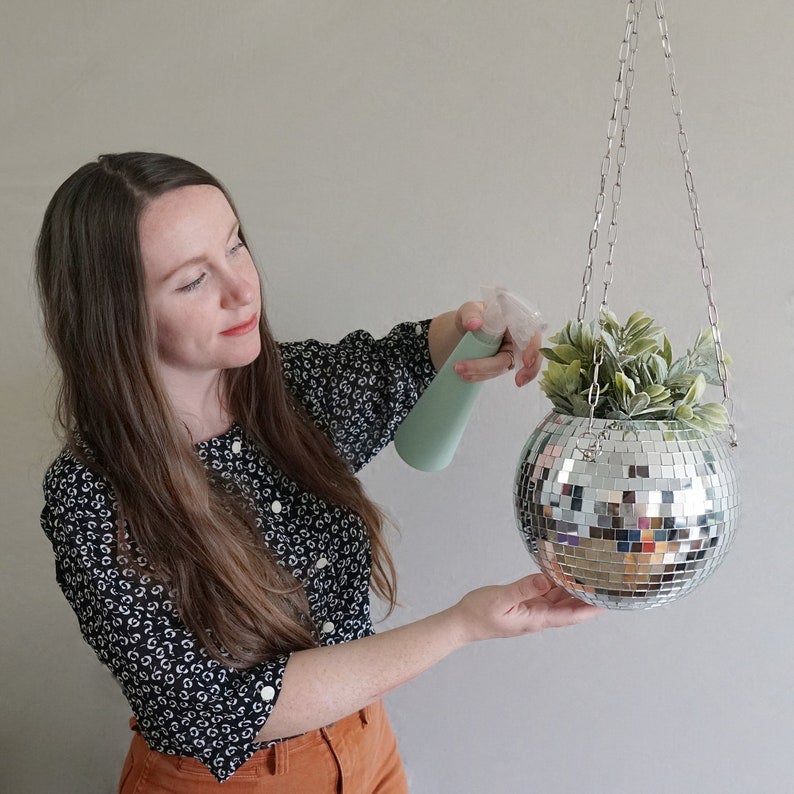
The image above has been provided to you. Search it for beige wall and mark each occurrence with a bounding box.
[2,2,792,792]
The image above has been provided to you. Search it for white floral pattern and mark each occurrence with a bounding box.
[40,320,434,782]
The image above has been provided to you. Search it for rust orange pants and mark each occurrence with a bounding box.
[118,700,408,793]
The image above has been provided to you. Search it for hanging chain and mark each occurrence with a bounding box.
[655,0,737,446]
[577,0,642,325]
[576,0,737,458]
[577,0,643,461]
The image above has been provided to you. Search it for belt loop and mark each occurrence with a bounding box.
[361,703,373,726]
[274,740,290,776]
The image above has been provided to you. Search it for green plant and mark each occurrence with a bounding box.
[539,310,731,434]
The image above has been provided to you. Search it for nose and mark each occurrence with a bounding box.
[220,269,257,308]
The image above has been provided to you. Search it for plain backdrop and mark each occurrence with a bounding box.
[2,2,793,792]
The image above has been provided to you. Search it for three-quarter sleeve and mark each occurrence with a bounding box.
[279,319,436,472]
[41,453,287,783]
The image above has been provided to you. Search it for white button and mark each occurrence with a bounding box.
[271,500,282,514]
[231,440,242,454]
[321,621,335,634]
[414,323,423,336]
[316,557,328,569]
[259,685,275,702]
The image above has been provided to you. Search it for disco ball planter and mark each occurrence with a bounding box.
[509,1,740,609]
[514,412,739,609]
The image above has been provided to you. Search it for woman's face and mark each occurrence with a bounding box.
[139,185,262,391]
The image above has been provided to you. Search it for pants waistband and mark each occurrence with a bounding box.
[129,702,378,777]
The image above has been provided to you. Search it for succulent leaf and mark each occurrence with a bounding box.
[552,344,582,365]
[539,346,569,365]
[564,360,582,391]
[645,383,668,400]
[627,337,659,359]
[662,335,673,366]
[682,373,707,405]
[625,310,648,329]
[628,392,651,415]
[569,393,593,417]
[614,371,636,398]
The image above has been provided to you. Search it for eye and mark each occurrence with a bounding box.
[179,273,206,292]
[229,240,246,256]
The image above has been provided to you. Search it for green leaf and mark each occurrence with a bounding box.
[564,360,582,392]
[645,383,668,400]
[693,327,712,353]
[569,393,592,417]
[674,403,694,421]
[625,310,649,329]
[599,332,619,361]
[625,315,655,340]
[627,337,659,359]
[614,371,636,398]
[682,372,706,405]
[681,415,711,434]
[539,347,569,365]
[662,335,673,366]
[666,358,689,384]
[540,361,565,389]
[628,392,651,415]
[555,324,572,347]
[634,404,673,418]
[648,354,668,383]
[694,402,729,427]
[551,344,582,365]
[581,321,593,352]
[601,309,620,335]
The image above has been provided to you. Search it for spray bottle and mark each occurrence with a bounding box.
[394,286,546,472]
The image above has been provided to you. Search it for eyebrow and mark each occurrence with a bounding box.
[159,220,240,283]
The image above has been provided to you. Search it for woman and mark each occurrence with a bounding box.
[36,152,601,792]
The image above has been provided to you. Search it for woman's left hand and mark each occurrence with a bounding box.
[451,301,543,388]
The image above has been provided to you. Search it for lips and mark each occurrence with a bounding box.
[220,313,258,336]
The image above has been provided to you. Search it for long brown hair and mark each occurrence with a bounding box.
[36,152,397,668]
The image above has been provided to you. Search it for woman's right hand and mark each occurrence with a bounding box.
[449,573,603,644]
[258,573,602,742]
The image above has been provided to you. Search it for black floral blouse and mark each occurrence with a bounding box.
[40,320,435,782]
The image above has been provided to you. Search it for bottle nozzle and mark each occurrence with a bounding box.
[481,285,546,355]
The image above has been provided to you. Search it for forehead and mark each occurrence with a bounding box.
[139,184,236,272]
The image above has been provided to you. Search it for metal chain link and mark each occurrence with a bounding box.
[578,0,643,461]
[654,0,737,446]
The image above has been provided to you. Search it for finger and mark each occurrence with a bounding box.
[515,355,542,387]
[539,586,605,615]
[511,331,541,386]
[453,348,515,381]
[511,573,553,602]
[455,301,485,334]
[541,585,574,605]
[543,601,605,628]
[520,331,542,368]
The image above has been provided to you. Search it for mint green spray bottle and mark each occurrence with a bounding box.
[394,287,545,472]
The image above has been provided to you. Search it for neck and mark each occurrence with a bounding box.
[160,367,233,443]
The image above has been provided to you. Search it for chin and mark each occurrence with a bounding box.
[226,339,262,369]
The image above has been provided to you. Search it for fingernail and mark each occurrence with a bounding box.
[532,574,551,591]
